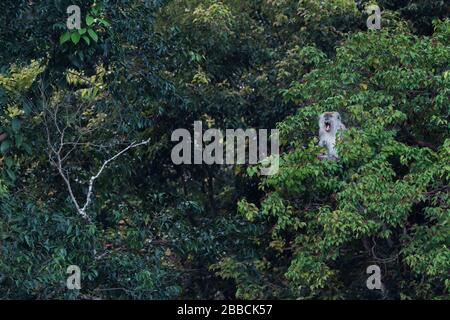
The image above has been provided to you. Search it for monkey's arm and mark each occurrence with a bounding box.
[318,134,332,160]
[318,139,326,147]
[318,129,327,147]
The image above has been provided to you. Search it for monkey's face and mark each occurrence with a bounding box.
[320,112,341,133]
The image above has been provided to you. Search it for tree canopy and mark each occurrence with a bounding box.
[0,0,448,299]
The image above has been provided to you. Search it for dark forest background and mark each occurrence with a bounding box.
[0,0,448,299]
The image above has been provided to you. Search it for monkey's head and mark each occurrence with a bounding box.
[319,112,342,133]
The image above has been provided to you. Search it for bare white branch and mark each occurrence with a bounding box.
[79,137,152,218]
[39,80,151,222]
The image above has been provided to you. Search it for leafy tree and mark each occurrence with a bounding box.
[236,19,450,299]
[0,0,448,300]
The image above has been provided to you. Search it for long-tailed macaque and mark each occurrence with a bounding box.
[318,112,346,160]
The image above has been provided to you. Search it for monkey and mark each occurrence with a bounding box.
[318,112,346,160]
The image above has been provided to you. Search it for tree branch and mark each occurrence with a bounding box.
[39,80,151,222]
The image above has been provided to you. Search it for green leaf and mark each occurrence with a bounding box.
[22,143,32,155]
[59,32,71,44]
[15,134,23,147]
[4,156,13,168]
[82,35,91,45]
[1,140,11,154]
[87,29,98,42]
[24,235,31,246]
[86,15,95,26]
[71,32,81,44]
[11,118,20,132]
[78,28,87,35]
[98,18,110,27]
[6,168,16,180]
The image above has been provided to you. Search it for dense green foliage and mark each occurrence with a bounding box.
[0,0,448,299]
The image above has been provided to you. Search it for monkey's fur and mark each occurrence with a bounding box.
[318,112,346,160]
